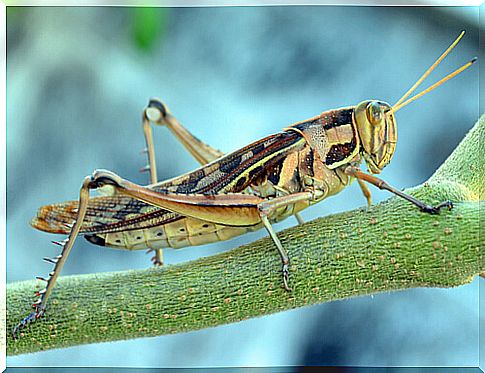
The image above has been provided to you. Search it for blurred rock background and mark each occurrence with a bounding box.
[6,6,480,368]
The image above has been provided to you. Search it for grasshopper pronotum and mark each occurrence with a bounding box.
[13,32,475,337]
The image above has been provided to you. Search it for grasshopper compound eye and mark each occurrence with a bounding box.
[366,101,383,125]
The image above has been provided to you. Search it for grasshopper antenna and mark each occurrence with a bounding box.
[388,57,476,115]
[393,30,465,108]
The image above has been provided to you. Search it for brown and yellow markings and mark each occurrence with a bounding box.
[324,122,354,144]
[32,113,350,237]
[155,130,303,195]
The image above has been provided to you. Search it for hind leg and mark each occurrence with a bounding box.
[141,98,224,178]
[14,176,94,338]
[140,99,225,265]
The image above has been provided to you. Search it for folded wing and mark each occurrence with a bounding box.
[31,195,181,234]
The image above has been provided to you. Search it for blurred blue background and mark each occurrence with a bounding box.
[6,6,480,368]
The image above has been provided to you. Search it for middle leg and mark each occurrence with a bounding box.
[90,169,313,291]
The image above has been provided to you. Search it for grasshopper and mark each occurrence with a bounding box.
[13,32,475,338]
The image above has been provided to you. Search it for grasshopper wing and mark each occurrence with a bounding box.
[31,195,181,235]
[32,130,305,234]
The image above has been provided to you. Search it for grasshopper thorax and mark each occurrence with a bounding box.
[354,100,397,174]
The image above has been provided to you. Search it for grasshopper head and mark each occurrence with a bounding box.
[354,100,397,174]
[352,34,476,173]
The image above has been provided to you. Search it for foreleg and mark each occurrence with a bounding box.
[345,166,452,213]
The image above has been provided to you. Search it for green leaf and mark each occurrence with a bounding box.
[132,7,169,52]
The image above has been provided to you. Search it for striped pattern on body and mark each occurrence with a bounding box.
[32,107,360,250]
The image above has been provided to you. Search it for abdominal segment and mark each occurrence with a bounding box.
[85,216,262,250]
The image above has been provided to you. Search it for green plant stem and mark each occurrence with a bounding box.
[6,116,484,356]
